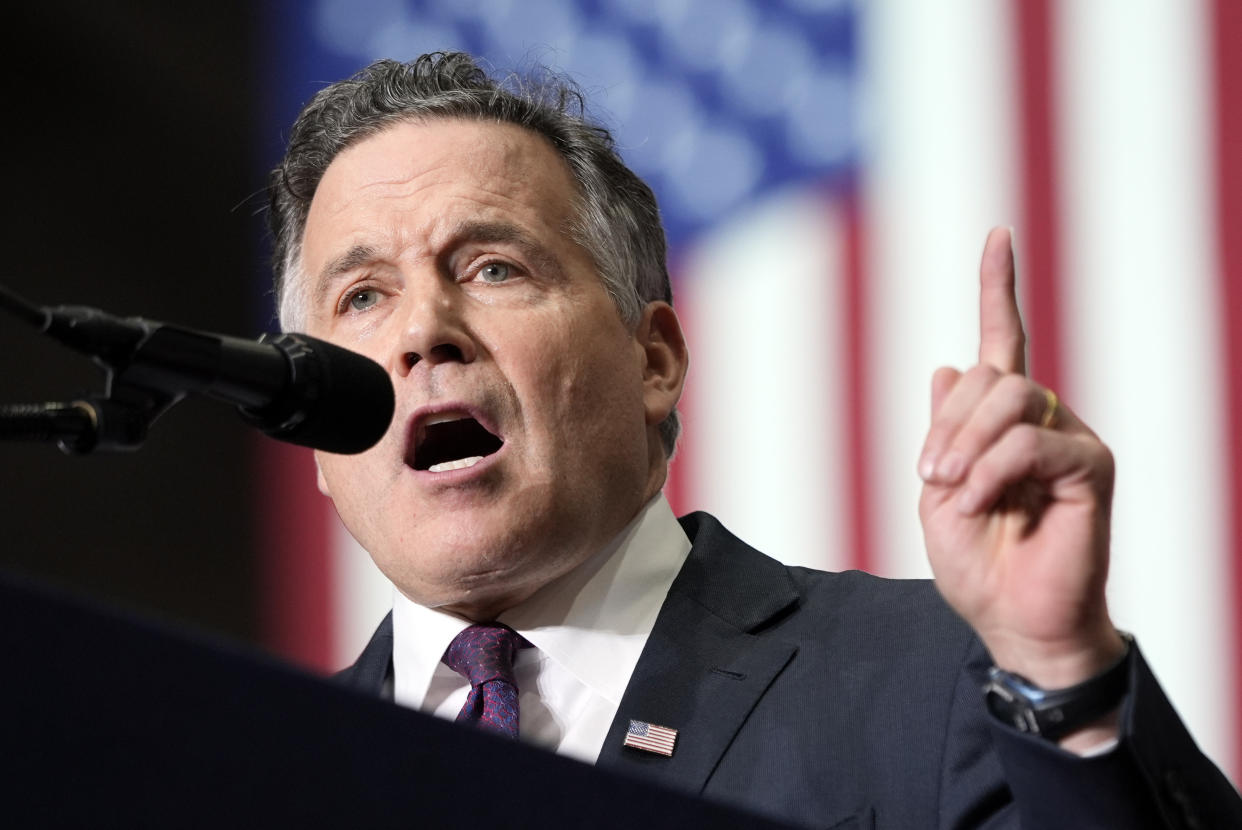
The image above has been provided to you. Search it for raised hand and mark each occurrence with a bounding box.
[917,228,1127,715]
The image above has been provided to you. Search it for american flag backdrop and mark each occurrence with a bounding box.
[257,0,1242,783]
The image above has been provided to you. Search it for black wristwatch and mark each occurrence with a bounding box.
[983,634,1133,741]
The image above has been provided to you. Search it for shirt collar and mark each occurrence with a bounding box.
[391,494,691,708]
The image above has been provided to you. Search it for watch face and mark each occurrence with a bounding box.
[984,679,1041,734]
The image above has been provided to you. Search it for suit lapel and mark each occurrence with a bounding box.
[596,513,800,795]
[335,612,393,693]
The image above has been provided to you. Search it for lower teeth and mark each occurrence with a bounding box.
[428,455,485,473]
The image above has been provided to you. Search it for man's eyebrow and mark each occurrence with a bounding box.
[312,244,377,309]
[450,220,565,281]
[309,222,566,308]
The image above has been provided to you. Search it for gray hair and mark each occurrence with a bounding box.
[267,52,679,456]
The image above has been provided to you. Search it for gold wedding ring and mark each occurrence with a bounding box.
[1039,387,1059,429]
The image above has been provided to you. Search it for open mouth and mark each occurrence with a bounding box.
[412,414,504,473]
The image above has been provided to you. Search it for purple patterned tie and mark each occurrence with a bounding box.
[442,624,530,738]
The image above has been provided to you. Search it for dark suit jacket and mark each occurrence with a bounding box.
[338,512,1242,829]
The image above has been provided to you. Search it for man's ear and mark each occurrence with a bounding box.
[314,451,332,497]
[636,301,689,427]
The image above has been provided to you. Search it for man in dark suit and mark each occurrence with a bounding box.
[269,52,1241,827]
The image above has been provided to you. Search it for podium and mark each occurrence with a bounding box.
[0,575,794,828]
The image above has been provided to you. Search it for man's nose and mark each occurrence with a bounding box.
[391,282,476,375]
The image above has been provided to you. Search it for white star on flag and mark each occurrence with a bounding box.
[624,719,677,757]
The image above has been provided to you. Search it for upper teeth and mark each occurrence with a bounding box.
[428,456,484,473]
[425,414,469,427]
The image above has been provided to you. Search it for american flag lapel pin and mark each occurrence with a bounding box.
[623,719,678,757]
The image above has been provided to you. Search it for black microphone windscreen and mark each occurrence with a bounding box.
[243,334,394,455]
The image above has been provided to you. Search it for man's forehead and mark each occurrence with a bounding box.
[318,118,573,204]
[302,119,580,255]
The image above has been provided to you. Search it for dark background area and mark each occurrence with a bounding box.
[1,3,267,644]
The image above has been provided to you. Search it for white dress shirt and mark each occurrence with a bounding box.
[391,495,692,764]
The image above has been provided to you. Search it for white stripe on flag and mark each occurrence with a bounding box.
[860,0,1022,579]
[680,191,851,573]
[1054,0,1235,774]
[331,516,392,670]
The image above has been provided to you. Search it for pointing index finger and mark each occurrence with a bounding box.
[978,226,1027,375]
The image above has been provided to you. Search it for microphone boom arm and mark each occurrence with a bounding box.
[0,392,177,455]
[0,281,394,455]
[0,286,202,453]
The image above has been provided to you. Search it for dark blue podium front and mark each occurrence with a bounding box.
[0,575,794,829]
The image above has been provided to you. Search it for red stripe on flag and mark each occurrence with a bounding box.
[665,262,695,514]
[1210,0,1242,781]
[841,193,875,574]
[255,437,336,671]
[664,267,692,518]
[1013,0,1065,391]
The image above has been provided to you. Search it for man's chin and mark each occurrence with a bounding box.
[385,534,585,619]
[403,573,542,621]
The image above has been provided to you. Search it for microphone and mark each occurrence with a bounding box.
[38,304,395,454]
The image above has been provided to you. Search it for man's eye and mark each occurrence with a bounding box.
[345,288,379,311]
[477,262,511,284]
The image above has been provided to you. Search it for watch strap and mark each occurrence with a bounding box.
[983,633,1133,741]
